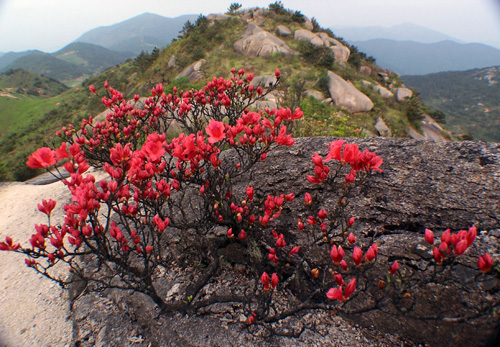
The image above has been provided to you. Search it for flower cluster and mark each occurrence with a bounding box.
[307,140,383,184]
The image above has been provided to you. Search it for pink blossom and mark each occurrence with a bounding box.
[205,120,226,144]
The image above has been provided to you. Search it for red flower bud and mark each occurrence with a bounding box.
[347,233,356,244]
[353,247,363,266]
[390,261,399,275]
[340,260,348,271]
[478,253,493,273]
[334,273,344,286]
[317,209,328,220]
[454,239,468,255]
[348,217,355,227]
[261,272,270,290]
[344,278,356,299]
[466,226,477,246]
[271,273,279,289]
[304,192,312,206]
[425,228,434,245]
[289,246,300,257]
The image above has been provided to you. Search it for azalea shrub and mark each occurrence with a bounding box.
[1,68,498,331]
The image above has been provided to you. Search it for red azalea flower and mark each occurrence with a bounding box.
[26,147,56,169]
[205,120,226,144]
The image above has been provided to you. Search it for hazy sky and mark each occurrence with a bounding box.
[1,0,500,52]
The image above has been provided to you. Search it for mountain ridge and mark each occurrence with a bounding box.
[352,38,500,75]
[74,13,199,55]
[332,23,461,43]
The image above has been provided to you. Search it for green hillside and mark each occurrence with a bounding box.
[402,66,500,142]
[0,52,87,84]
[0,5,442,181]
[0,50,44,70]
[53,42,133,73]
[0,69,68,97]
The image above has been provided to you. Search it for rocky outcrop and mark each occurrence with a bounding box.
[374,84,393,98]
[167,55,176,69]
[359,66,372,76]
[394,87,413,102]
[294,29,350,62]
[249,74,275,88]
[234,24,295,57]
[303,17,314,31]
[419,114,448,141]
[64,137,499,347]
[176,59,206,82]
[304,89,326,101]
[374,117,391,137]
[276,25,292,36]
[233,137,500,347]
[362,80,394,99]
[207,13,231,21]
[327,71,374,113]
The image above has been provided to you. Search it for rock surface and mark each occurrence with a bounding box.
[394,87,413,102]
[276,25,292,36]
[359,66,372,76]
[0,180,73,347]
[176,59,206,82]
[294,29,350,62]
[232,137,500,347]
[374,117,392,137]
[234,24,295,57]
[327,71,374,112]
[167,55,176,69]
[304,89,326,101]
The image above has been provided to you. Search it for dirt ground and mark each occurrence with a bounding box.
[0,179,74,347]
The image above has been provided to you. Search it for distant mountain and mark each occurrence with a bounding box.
[403,66,500,142]
[332,23,460,44]
[351,39,500,75]
[0,42,134,85]
[74,13,198,55]
[0,50,44,71]
[0,52,86,83]
[0,69,68,97]
[53,42,134,72]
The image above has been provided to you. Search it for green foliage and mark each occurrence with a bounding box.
[268,1,287,15]
[295,96,361,138]
[280,75,307,111]
[310,17,321,33]
[405,94,425,129]
[403,67,500,142]
[134,48,160,73]
[347,45,374,69]
[430,109,446,124]
[291,11,305,23]
[227,3,242,14]
[297,41,335,70]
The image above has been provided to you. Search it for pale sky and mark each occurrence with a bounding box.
[0,0,500,53]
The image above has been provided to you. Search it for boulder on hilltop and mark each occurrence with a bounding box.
[327,71,374,112]
[234,24,296,57]
[294,29,350,62]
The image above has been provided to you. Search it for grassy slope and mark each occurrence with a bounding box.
[0,69,69,97]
